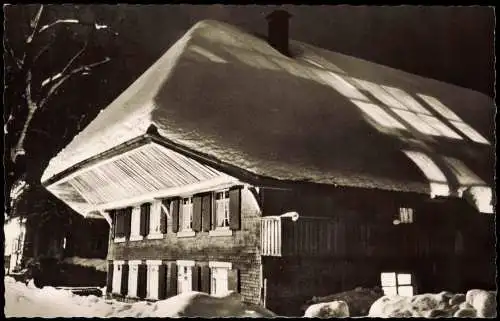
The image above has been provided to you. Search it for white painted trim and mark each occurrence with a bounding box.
[114,260,125,265]
[95,176,239,211]
[146,233,164,240]
[128,260,142,265]
[177,230,196,238]
[208,261,232,269]
[129,235,144,242]
[146,260,162,266]
[99,210,112,226]
[209,229,233,237]
[114,237,126,243]
[176,260,195,267]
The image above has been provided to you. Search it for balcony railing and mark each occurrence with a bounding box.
[261,216,334,257]
[261,216,282,256]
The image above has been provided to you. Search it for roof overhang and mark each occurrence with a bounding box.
[43,137,239,217]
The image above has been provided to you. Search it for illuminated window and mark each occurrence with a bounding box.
[214,190,230,229]
[209,262,232,296]
[181,197,193,231]
[397,208,414,224]
[381,272,414,297]
[177,260,195,294]
[417,94,489,144]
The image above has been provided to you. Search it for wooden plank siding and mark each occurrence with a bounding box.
[262,215,469,259]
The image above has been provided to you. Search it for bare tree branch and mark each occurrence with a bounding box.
[38,19,80,34]
[26,5,44,45]
[32,39,54,63]
[41,42,88,88]
[4,40,23,69]
[39,56,111,108]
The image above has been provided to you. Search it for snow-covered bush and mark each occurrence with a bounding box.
[368,289,497,318]
[304,300,349,318]
[303,286,383,316]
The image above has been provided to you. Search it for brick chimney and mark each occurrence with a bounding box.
[266,10,292,56]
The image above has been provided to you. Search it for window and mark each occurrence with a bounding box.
[130,206,143,241]
[146,260,161,299]
[148,200,163,239]
[215,190,230,229]
[209,262,232,296]
[181,198,193,231]
[177,260,195,294]
[397,208,414,224]
[381,272,414,297]
[128,261,141,298]
[112,261,124,294]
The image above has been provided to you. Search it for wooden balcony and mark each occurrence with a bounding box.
[261,216,334,257]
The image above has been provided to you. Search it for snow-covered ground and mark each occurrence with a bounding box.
[4,276,276,317]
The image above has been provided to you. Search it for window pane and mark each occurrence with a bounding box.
[381,272,396,286]
[382,286,397,296]
[397,273,412,285]
[398,285,414,297]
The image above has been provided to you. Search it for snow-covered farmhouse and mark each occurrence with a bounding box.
[41,11,495,315]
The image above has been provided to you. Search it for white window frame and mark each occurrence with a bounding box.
[112,260,125,294]
[209,261,232,297]
[209,190,233,237]
[146,260,162,299]
[398,207,414,224]
[148,200,163,239]
[127,260,141,298]
[176,260,195,294]
[129,206,143,242]
[177,197,195,237]
[381,272,415,297]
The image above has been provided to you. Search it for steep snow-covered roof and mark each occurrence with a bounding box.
[42,20,495,213]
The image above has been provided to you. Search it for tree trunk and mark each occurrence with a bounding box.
[12,103,37,163]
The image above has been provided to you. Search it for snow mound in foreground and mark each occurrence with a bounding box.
[4,276,276,318]
[368,290,497,318]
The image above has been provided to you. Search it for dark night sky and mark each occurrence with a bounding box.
[96,5,495,98]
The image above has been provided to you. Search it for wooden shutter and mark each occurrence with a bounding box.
[192,265,201,291]
[160,200,169,234]
[111,210,117,239]
[171,199,180,233]
[228,268,240,293]
[106,262,113,293]
[192,195,203,232]
[166,262,178,296]
[121,264,129,296]
[124,208,132,239]
[140,204,150,237]
[158,264,167,300]
[202,194,212,232]
[229,187,242,230]
[116,210,123,237]
[137,264,147,299]
[201,265,211,294]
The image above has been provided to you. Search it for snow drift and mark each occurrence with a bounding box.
[368,290,497,318]
[4,276,276,317]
